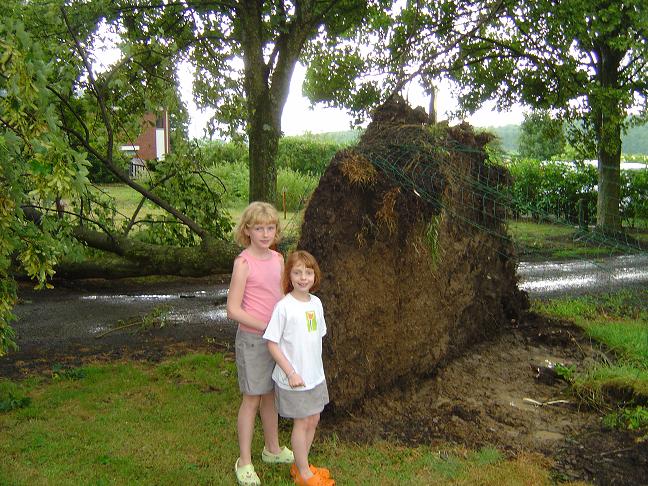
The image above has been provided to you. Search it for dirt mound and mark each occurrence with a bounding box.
[299,96,528,410]
[319,313,647,486]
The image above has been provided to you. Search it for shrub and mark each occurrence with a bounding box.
[276,168,319,211]
[210,160,249,206]
[200,140,248,166]
[276,136,345,175]
[507,158,597,224]
[621,169,648,227]
[209,161,319,211]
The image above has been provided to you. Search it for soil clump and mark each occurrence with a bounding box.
[299,96,527,410]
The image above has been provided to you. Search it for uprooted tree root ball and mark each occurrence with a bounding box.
[298,96,528,410]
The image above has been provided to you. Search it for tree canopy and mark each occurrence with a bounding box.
[380,0,648,231]
[518,111,566,160]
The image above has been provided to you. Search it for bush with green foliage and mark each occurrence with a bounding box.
[621,169,648,227]
[209,160,250,206]
[506,157,648,226]
[208,161,318,211]
[276,167,319,211]
[201,135,349,177]
[506,158,597,223]
[200,140,249,167]
[276,136,346,175]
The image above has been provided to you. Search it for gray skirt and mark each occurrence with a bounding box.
[235,328,275,395]
[275,380,329,419]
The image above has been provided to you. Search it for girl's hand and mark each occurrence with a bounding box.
[288,371,304,388]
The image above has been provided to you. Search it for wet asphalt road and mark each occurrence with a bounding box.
[518,254,648,298]
[12,280,231,351]
[9,254,648,350]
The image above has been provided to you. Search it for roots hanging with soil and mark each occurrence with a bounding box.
[298,96,528,410]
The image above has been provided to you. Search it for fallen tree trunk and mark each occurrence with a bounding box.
[66,226,240,278]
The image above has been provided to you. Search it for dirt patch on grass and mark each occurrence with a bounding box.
[320,312,646,485]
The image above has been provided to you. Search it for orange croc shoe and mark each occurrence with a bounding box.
[292,468,335,486]
[291,463,331,479]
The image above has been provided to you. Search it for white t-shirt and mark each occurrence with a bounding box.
[263,293,327,391]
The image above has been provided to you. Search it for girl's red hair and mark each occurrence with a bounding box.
[282,250,321,294]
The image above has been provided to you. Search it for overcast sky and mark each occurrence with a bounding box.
[182,63,525,140]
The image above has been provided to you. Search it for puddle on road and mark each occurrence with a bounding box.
[88,325,109,335]
[166,307,229,323]
[518,255,648,295]
[520,275,597,292]
[79,289,228,303]
[520,268,648,293]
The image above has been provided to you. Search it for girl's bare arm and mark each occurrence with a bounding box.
[267,341,304,388]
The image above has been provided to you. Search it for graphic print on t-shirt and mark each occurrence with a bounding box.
[305,311,317,332]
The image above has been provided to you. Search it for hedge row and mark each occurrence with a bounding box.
[210,161,318,212]
[201,136,347,176]
[506,158,648,227]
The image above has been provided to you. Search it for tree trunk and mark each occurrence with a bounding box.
[596,117,622,231]
[248,97,280,203]
[594,46,624,232]
[72,226,240,277]
[238,0,308,204]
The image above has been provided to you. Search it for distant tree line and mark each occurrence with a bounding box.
[485,120,648,156]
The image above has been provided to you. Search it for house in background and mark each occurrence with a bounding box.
[120,111,170,177]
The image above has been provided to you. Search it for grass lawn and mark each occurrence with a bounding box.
[533,289,648,423]
[0,354,571,485]
[93,183,166,222]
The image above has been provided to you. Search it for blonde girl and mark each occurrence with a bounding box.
[227,202,294,486]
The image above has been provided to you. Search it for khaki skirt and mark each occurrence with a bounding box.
[275,380,329,419]
[235,329,275,395]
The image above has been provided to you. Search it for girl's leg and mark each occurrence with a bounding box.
[259,390,282,454]
[306,413,320,454]
[292,417,314,480]
[304,413,320,455]
[238,394,261,466]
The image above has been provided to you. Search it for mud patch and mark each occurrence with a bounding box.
[321,313,645,485]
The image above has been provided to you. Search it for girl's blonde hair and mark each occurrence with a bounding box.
[282,250,321,295]
[234,201,282,247]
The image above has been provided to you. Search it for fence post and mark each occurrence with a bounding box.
[578,197,588,231]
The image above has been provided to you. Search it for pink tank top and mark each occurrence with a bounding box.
[238,248,283,335]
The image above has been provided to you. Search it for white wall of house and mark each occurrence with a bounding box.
[155,128,166,160]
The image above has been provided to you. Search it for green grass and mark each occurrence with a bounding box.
[0,355,583,486]
[507,220,636,260]
[94,183,165,222]
[533,289,648,412]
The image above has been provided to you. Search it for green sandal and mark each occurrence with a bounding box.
[261,445,294,464]
[235,458,261,486]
